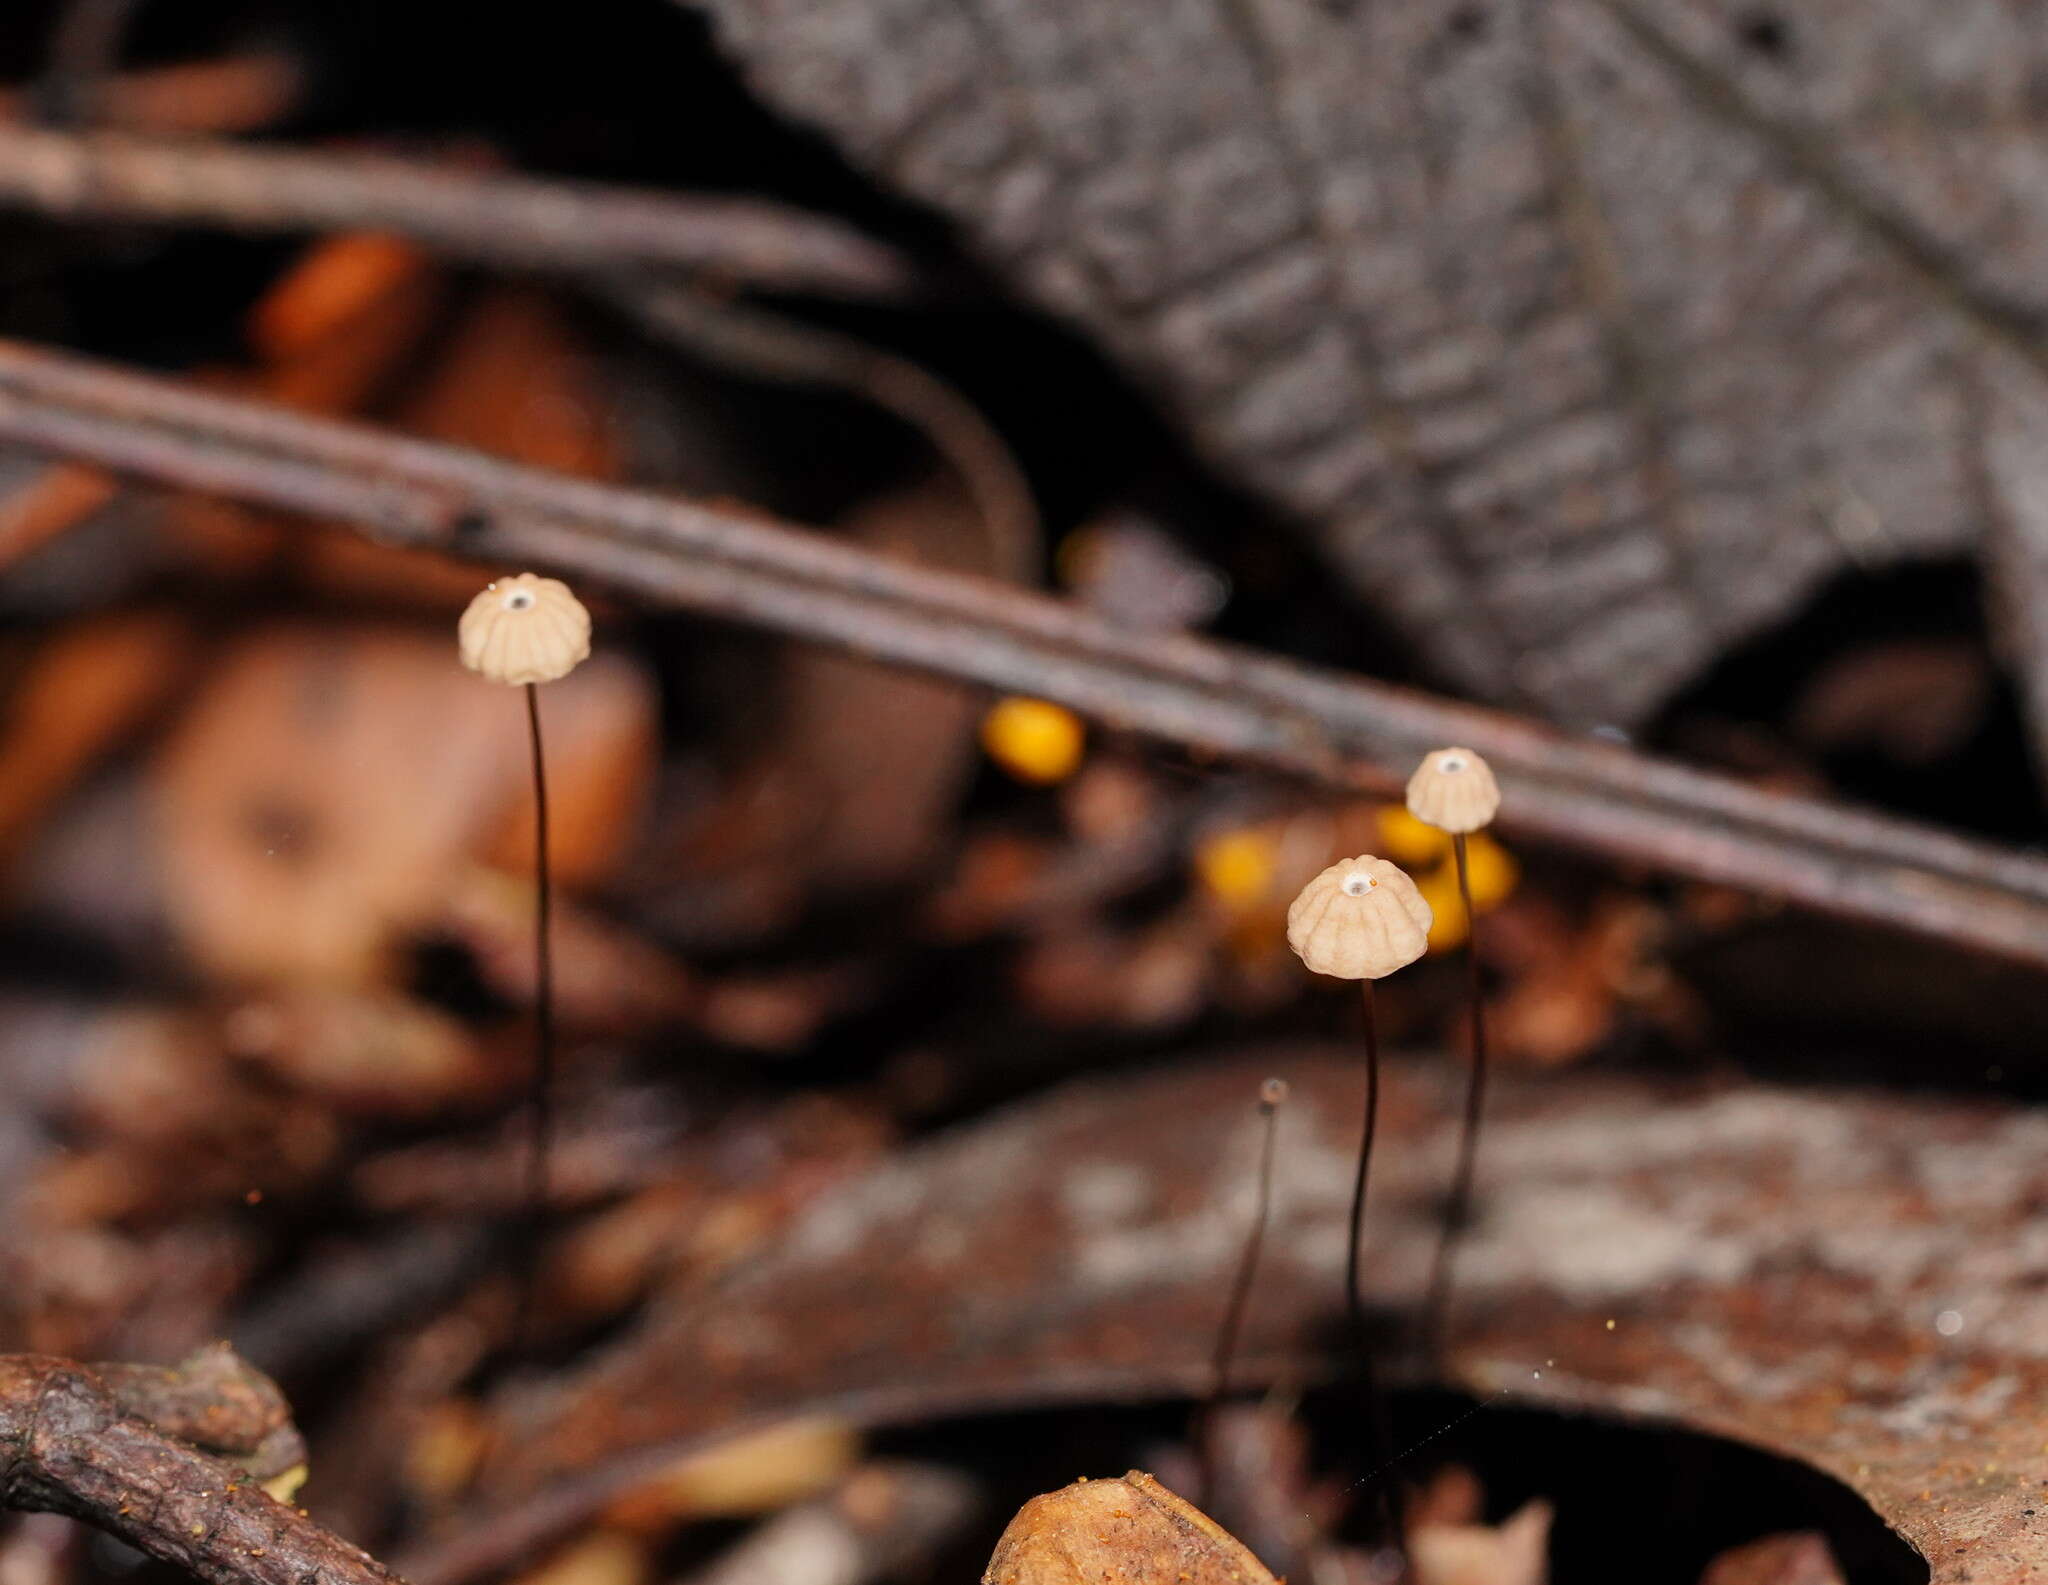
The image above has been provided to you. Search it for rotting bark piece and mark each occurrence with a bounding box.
[984,1472,1277,1585]
[94,1341,305,1481]
[0,1349,400,1585]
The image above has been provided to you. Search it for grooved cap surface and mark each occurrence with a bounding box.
[458,574,590,686]
[1405,747,1500,834]
[1285,855,1430,980]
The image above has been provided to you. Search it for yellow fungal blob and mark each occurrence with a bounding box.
[981,696,1085,784]
[1195,827,1279,910]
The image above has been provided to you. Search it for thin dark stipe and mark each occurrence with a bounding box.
[512,679,555,1356]
[1345,980,1378,1347]
[1214,1079,1287,1402]
[1348,978,1400,1546]
[1424,831,1489,1360]
[1199,1078,1288,1511]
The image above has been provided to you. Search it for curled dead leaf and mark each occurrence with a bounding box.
[984,1472,1276,1585]
[153,623,653,987]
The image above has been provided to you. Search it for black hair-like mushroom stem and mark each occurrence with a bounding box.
[1197,1077,1290,1510]
[1285,855,1429,1544]
[458,572,591,1352]
[1405,747,1502,1361]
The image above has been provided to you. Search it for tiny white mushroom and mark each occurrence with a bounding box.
[458,573,590,686]
[456,570,590,1351]
[1405,746,1501,834]
[1286,855,1431,980]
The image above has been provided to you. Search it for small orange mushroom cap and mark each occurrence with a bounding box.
[1286,854,1431,980]
[1405,746,1500,834]
[458,573,590,686]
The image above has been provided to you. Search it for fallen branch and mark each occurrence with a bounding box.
[0,125,914,300]
[0,336,2044,966]
[0,1347,399,1585]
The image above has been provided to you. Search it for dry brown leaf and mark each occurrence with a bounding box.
[152,622,654,987]
[983,1472,1276,1585]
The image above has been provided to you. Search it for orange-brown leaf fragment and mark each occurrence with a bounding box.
[982,1472,1278,1585]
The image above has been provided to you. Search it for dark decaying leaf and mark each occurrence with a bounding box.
[414,1050,2048,1585]
[685,0,2048,755]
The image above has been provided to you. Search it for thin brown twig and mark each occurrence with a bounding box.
[0,1349,401,1585]
[0,124,916,300]
[1421,833,1487,1363]
[0,336,2043,966]
[1203,1080,1286,1435]
[1345,980,1398,1546]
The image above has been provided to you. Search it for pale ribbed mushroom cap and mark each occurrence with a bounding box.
[458,574,590,686]
[1405,746,1500,834]
[1286,855,1431,980]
